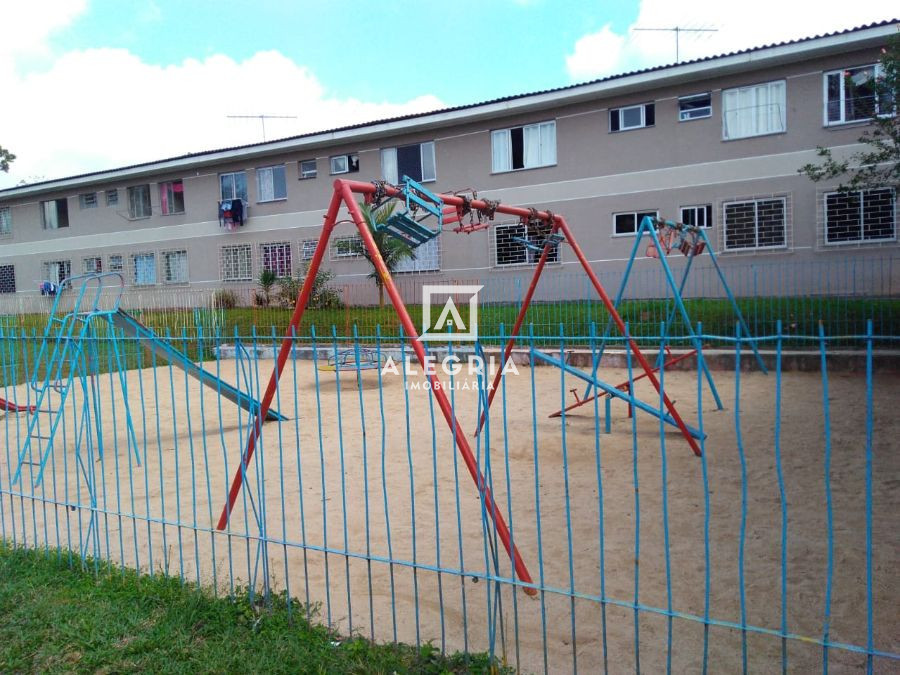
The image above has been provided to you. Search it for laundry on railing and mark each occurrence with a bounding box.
[218,198,245,230]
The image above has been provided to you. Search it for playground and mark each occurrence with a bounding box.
[1,179,898,673]
[1,354,898,673]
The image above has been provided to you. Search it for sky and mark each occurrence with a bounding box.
[1,0,897,189]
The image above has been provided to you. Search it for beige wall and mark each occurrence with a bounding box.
[0,43,897,307]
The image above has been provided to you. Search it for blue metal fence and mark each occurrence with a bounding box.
[0,322,898,673]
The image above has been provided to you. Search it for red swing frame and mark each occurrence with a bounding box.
[215,179,701,595]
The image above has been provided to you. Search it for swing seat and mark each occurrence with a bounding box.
[512,233,564,253]
[378,211,440,247]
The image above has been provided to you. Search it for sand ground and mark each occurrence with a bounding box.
[1,357,898,674]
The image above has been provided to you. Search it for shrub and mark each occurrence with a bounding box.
[212,289,239,310]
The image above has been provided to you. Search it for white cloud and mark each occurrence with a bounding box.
[565,0,898,81]
[565,25,627,81]
[0,6,444,188]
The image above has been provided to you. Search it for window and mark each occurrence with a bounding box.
[610,103,655,132]
[220,171,248,202]
[42,260,71,285]
[395,237,440,273]
[300,239,318,261]
[824,188,895,244]
[105,189,119,206]
[330,154,359,175]
[680,205,713,228]
[260,242,292,277]
[331,236,364,258]
[82,257,102,274]
[41,199,69,229]
[679,93,711,121]
[491,121,556,172]
[221,244,253,281]
[381,141,436,183]
[0,265,14,294]
[162,250,189,283]
[131,253,156,285]
[494,223,561,266]
[108,255,123,272]
[0,206,10,235]
[256,165,287,202]
[824,65,891,125]
[723,198,786,250]
[299,159,317,180]
[159,180,185,215]
[722,80,786,140]
[613,210,658,236]
[127,185,152,219]
[79,192,98,209]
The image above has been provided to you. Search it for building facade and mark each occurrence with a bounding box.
[0,21,898,311]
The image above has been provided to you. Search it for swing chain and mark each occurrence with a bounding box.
[482,198,500,221]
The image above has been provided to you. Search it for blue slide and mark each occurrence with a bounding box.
[110,309,287,422]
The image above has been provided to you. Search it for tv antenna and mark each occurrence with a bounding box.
[226,114,298,141]
[632,26,718,62]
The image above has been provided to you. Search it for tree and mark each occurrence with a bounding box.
[359,202,416,307]
[254,268,277,307]
[0,145,14,173]
[799,35,900,192]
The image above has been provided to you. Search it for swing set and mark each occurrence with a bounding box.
[216,178,764,594]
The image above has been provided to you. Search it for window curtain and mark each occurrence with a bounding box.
[540,122,556,166]
[258,169,275,202]
[491,130,511,172]
[134,254,155,285]
[522,125,541,168]
[159,184,169,214]
[381,148,399,184]
[42,201,57,229]
[420,142,436,182]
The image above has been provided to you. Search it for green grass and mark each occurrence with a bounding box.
[0,295,895,387]
[0,543,504,674]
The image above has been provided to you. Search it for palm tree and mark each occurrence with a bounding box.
[359,202,416,307]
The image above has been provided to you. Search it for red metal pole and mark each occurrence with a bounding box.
[474,222,559,436]
[338,181,537,595]
[216,189,344,531]
[556,216,702,456]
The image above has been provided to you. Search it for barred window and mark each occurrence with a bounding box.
[0,206,10,235]
[260,242,292,277]
[108,255,123,272]
[300,239,318,261]
[331,235,364,259]
[825,188,895,244]
[395,236,440,273]
[79,192,97,209]
[162,250,188,283]
[221,244,252,281]
[0,265,15,294]
[82,257,102,274]
[105,189,119,206]
[42,260,71,285]
[131,252,156,285]
[723,198,786,250]
[494,222,560,267]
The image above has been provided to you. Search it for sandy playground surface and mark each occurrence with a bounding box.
[1,356,898,673]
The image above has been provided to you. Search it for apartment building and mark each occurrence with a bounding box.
[0,20,897,309]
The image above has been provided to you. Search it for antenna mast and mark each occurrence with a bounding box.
[226,114,298,141]
[632,26,718,62]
